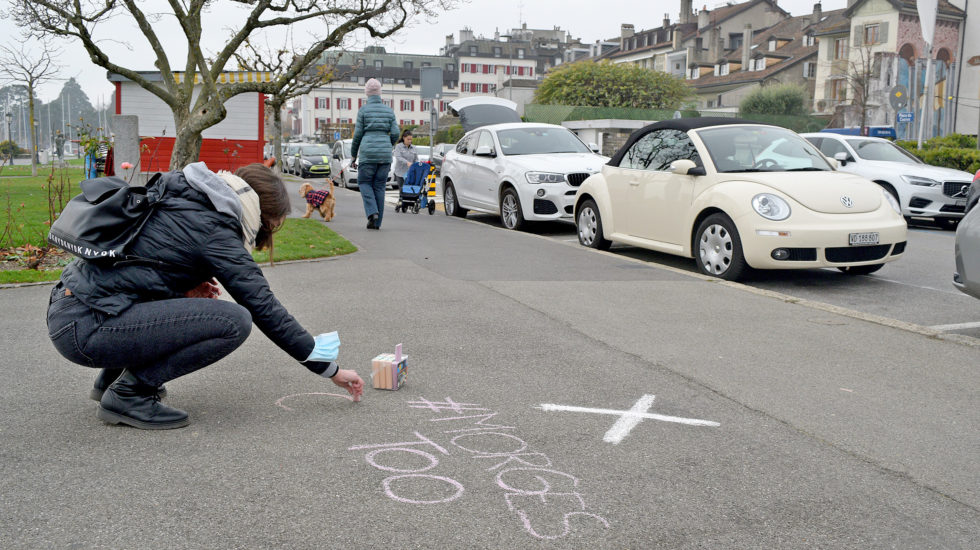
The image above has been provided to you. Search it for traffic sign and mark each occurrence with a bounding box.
[889,85,909,110]
[334,131,341,140]
[897,111,914,123]
[420,67,443,100]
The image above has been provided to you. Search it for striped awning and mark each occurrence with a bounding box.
[172,71,274,85]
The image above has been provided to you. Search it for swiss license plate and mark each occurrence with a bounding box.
[849,232,879,245]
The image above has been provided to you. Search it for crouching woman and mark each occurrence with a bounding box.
[46,162,363,430]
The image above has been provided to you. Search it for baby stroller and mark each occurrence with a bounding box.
[395,161,430,214]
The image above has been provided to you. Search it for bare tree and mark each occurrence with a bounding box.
[233,35,344,174]
[0,41,62,176]
[9,1,451,170]
[842,44,882,133]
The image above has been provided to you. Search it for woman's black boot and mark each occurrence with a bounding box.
[367,213,378,229]
[90,368,167,402]
[97,370,189,430]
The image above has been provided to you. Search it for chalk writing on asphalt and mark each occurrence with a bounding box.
[347,396,610,541]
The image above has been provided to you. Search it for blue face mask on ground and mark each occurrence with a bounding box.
[305,331,340,362]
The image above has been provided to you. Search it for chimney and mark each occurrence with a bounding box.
[664,14,671,29]
[621,23,635,50]
[709,26,720,59]
[673,26,682,50]
[680,0,693,25]
[446,34,454,47]
[698,6,710,29]
[741,24,752,69]
[812,2,823,26]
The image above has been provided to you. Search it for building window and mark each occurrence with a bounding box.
[357,58,366,67]
[517,48,525,59]
[729,34,743,50]
[493,46,502,57]
[834,38,847,60]
[803,62,816,78]
[469,46,478,55]
[707,99,714,108]
[422,100,431,111]
[316,97,327,109]
[336,98,351,110]
[864,24,880,45]
[768,39,777,51]
[447,64,455,72]
[404,61,413,70]
[831,79,847,101]
[804,34,815,47]
[689,67,699,79]
[374,59,383,69]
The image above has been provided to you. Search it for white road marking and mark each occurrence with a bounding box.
[536,394,720,445]
[928,321,980,331]
[852,275,967,296]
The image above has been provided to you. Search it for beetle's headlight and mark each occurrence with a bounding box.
[752,193,791,221]
[301,159,312,167]
[525,172,565,184]
[902,175,940,187]
[883,189,901,214]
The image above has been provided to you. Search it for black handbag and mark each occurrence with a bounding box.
[48,174,168,266]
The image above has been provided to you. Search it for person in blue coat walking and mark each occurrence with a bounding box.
[350,78,399,230]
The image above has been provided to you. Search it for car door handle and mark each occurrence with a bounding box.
[629,179,641,186]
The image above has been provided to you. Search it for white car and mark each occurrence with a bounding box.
[801,133,974,229]
[329,139,358,189]
[575,118,908,280]
[440,97,607,230]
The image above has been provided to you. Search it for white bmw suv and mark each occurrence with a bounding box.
[440,98,608,230]
[802,133,973,229]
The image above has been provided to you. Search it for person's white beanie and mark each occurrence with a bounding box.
[365,78,382,96]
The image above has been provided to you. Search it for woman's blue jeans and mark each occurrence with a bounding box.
[357,162,390,228]
[46,282,252,387]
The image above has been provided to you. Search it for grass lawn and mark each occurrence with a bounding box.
[0,164,356,284]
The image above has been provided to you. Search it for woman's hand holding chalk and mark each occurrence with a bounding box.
[331,369,364,402]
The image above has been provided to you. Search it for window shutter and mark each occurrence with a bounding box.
[826,41,834,61]
[803,62,809,77]
[852,25,863,47]
[879,22,889,44]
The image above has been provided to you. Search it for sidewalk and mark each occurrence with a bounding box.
[1,182,976,548]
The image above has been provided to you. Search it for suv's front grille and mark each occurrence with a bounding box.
[944,181,971,198]
[566,173,591,187]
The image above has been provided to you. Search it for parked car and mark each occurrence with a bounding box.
[801,133,973,229]
[429,143,455,175]
[440,97,607,230]
[295,144,333,178]
[283,143,310,175]
[575,118,908,281]
[953,177,979,299]
[329,139,358,189]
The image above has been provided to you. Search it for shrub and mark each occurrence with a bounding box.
[896,138,980,174]
[739,84,810,117]
[0,140,25,157]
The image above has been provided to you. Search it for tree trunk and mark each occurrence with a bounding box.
[270,99,284,174]
[27,88,37,177]
[170,130,203,170]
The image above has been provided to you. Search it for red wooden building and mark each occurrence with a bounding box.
[110,71,269,172]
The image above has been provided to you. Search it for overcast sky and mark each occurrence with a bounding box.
[0,0,847,104]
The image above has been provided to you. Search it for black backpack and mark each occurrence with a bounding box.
[48,174,169,267]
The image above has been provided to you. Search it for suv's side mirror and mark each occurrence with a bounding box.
[475,145,495,157]
[834,152,849,166]
[333,153,341,160]
[588,142,600,154]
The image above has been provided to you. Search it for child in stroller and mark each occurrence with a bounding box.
[395,161,430,214]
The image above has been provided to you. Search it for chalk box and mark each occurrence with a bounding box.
[372,353,407,390]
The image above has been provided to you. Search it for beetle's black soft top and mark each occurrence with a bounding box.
[608,117,772,166]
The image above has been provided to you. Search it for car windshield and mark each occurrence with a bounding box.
[698,126,832,172]
[496,127,591,156]
[847,139,922,164]
[415,146,431,156]
[303,146,331,155]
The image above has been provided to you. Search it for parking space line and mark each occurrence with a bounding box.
[928,321,980,331]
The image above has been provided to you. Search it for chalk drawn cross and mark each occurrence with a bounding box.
[535,394,719,444]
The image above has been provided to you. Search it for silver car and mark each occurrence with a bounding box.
[953,180,980,299]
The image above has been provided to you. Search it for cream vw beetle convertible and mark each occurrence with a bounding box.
[573,118,908,280]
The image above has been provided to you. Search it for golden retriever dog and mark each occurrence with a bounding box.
[299,180,335,221]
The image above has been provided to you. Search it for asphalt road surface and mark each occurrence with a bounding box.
[459,209,980,341]
[1,180,976,548]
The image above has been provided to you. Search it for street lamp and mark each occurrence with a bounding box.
[4,112,12,166]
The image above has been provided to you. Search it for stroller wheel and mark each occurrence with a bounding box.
[428,202,436,215]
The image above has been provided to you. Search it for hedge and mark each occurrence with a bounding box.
[896,134,980,175]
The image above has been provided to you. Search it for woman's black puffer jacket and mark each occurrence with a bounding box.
[59,170,322,372]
